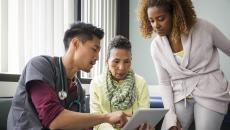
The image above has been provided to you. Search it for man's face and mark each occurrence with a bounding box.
[76,36,101,72]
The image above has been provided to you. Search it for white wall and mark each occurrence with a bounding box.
[130,0,230,85]
[129,0,157,85]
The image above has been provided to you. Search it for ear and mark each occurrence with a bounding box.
[70,37,81,49]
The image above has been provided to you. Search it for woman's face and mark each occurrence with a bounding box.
[147,6,172,36]
[107,48,131,81]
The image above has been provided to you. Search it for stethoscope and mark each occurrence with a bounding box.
[58,57,68,100]
[57,57,82,111]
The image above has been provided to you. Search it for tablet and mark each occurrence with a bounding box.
[122,108,168,130]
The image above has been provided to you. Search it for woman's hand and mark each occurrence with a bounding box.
[169,126,178,130]
[169,119,182,130]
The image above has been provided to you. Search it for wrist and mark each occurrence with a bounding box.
[102,113,109,123]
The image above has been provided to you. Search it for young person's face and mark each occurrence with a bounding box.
[147,6,172,36]
[106,48,131,81]
[76,36,101,72]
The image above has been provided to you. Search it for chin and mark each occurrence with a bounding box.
[158,33,166,36]
[80,65,93,73]
[82,68,91,73]
[115,76,125,80]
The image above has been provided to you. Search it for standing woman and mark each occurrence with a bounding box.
[137,0,230,130]
[90,35,150,130]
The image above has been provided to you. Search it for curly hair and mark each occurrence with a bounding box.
[107,35,132,59]
[137,0,197,40]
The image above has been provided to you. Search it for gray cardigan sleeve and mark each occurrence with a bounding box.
[150,42,177,130]
[210,22,230,56]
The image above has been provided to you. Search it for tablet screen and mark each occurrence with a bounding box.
[122,108,168,130]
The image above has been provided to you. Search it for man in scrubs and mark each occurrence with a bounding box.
[7,22,128,130]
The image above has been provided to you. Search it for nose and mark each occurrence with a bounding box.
[118,63,125,71]
[153,21,160,30]
[95,52,99,61]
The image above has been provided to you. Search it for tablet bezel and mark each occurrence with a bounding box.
[121,108,168,130]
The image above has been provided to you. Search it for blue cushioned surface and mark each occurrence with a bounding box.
[150,96,164,108]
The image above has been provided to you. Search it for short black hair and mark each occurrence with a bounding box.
[107,35,132,59]
[63,21,104,51]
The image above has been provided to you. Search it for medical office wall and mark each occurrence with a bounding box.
[129,0,230,85]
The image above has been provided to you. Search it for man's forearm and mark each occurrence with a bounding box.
[49,109,108,130]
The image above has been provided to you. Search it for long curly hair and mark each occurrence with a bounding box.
[137,0,197,41]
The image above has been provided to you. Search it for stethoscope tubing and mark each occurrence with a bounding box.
[57,57,82,112]
[58,57,68,100]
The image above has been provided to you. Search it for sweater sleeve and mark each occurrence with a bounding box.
[28,80,64,128]
[210,22,230,56]
[151,42,177,130]
[137,77,150,108]
[89,79,116,130]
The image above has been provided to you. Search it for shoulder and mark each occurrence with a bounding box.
[25,55,56,74]
[192,18,217,33]
[134,73,149,95]
[21,55,56,87]
[91,74,104,83]
[150,35,161,49]
[150,36,159,54]
[90,74,105,88]
[89,74,107,95]
[134,73,145,81]
[196,18,215,27]
[150,35,167,60]
[134,73,147,85]
[27,55,53,67]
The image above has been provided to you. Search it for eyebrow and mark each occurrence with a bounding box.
[156,15,164,19]
[95,44,101,50]
[113,57,131,61]
[149,14,165,20]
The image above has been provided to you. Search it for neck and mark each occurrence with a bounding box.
[167,35,183,53]
[61,54,79,79]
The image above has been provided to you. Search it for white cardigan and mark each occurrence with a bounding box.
[150,18,230,129]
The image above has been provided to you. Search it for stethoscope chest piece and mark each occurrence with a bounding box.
[58,90,67,100]
[58,57,68,100]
